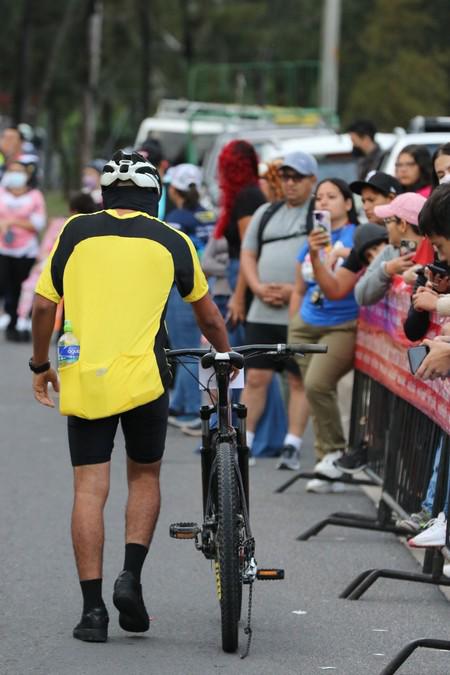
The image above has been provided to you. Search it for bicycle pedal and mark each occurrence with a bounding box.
[256,568,285,580]
[169,522,201,539]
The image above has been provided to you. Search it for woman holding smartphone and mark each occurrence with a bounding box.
[288,178,359,493]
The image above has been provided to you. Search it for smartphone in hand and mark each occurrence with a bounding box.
[400,239,417,256]
[407,344,430,374]
[312,210,331,246]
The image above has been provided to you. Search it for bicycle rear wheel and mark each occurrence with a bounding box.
[216,442,241,653]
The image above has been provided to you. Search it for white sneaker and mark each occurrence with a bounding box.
[443,563,450,578]
[0,313,10,330]
[408,512,447,548]
[306,478,346,494]
[276,445,301,471]
[314,451,344,479]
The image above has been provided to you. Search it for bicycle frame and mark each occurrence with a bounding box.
[199,354,249,524]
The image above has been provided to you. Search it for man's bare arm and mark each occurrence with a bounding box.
[32,293,57,363]
[192,293,231,352]
[240,248,261,295]
[31,294,60,408]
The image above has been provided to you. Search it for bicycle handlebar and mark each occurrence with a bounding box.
[165,343,328,359]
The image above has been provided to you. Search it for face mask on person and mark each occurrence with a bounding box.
[2,171,27,190]
[82,176,99,191]
[439,174,450,185]
[351,146,365,159]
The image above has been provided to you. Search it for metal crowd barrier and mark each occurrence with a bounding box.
[277,369,450,673]
[275,284,450,671]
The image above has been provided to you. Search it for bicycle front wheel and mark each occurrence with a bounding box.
[216,442,241,653]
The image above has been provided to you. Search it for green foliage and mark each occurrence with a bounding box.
[342,0,450,128]
[0,0,448,184]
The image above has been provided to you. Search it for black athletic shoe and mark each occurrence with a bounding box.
[5,327,22,343]
[113,570,150,633]
[335,444,368,474]
[73,606,109,642]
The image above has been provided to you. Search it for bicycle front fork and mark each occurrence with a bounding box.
[199,403,250,518]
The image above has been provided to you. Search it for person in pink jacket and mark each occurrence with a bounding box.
[0,158,46,341]
[15,192,97,341]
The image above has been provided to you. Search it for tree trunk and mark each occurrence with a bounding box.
[12,0,33,123]
[80,0,103,172]
[138,0,151,120]
[33,0,80,123]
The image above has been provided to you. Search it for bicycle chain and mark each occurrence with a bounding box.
[240,582,254,659]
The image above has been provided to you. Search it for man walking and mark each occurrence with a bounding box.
[30,151,230,642]
[240,151,317,470]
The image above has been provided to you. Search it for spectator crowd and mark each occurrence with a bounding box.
[2,121,450,547]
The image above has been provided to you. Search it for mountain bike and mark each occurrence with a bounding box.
[166,343,327,656]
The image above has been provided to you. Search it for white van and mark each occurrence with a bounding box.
[134,116,244,165]
[135,98,337,169]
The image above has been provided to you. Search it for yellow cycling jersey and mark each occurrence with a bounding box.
[36,208,209,419]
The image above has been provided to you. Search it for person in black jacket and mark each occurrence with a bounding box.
[404,262,450,341]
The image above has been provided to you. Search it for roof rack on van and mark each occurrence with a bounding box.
[155,98,339,130]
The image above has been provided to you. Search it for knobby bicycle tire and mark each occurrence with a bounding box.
[216,442,241,653]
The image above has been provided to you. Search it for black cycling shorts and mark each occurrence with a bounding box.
[245,322,300,374]
[67,392,169,467]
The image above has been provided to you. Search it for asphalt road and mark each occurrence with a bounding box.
[1,339,450,675]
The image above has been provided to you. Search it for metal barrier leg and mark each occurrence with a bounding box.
[275,471,376,494]
[380,638,450,675]
[297,514,409,540]
[274,471,308,494]
[346,566,450,600]
[339,569,376,598]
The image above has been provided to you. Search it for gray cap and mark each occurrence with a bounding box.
[280,151,318,177]
[353,223,388,263]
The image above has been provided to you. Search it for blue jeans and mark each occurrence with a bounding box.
[422,436,449,515]
[165,288,201,416]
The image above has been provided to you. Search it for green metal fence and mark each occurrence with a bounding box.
[187,60,320,109]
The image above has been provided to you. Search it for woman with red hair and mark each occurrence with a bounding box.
[215,140,266,340]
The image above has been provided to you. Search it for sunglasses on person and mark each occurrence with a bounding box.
[277,170,308,183]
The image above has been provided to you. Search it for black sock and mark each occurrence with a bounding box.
[80,578,104,612]
[124,543,148,583]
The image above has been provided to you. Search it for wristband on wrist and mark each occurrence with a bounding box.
[29,358,51,374]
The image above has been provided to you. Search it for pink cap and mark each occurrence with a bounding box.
[374,192,427,226]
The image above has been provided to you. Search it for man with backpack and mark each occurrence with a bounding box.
[240,151,317,470]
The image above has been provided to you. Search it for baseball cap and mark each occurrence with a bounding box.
[353,223,388,263]
[350,170,403,197]
[87,158,106,174]
[166,163,202,191]
[374,192,427,226]
[279,151,318,177]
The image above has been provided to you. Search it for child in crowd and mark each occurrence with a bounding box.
[354,192,433,307]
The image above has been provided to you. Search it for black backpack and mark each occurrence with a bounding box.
[256,200,312,259]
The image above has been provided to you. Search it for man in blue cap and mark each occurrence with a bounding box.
[240,151,317,470]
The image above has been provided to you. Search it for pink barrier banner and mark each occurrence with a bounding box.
[354,280,450,434]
